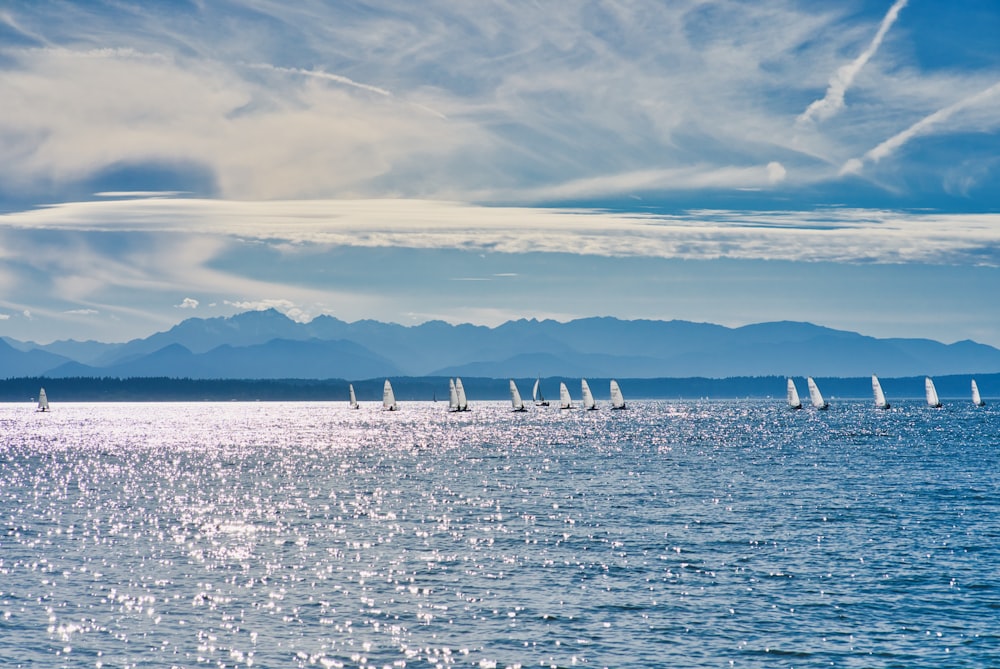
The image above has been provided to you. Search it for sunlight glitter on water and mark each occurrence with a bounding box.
[1,400,999,667]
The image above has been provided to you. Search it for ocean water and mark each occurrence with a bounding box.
[1,399,998,668]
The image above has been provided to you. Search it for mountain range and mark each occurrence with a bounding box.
[4,309,1000,380]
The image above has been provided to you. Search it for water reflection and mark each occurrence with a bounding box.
[1,400,998,667]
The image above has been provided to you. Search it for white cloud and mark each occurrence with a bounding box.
[0,313,10,320]
[0,46,462,200]
[64,308,99,315]
[839,158,864,176]
[766,162,787,184]
[175,297,199,309]
[223,299,311,323]
[799,0,908,125]
[3,197,1000,267]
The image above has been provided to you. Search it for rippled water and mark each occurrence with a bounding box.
[1,399,999,668]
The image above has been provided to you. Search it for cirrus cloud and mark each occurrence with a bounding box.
[3,196,1000,267]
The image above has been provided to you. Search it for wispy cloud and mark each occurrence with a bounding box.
[4,197,1000,267]
[95,191,187,198]
[246,63,393,97]
[799,0,908,125]
[0,10,50,46]
[3,1,986,204]
[175,297,199,309]
[843,80,1000,175]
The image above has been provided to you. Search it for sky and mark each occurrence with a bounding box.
[1,0,1000,346]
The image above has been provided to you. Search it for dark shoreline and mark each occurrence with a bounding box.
[2,374,995,402]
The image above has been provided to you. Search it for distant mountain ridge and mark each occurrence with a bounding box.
[4,309,1000,379]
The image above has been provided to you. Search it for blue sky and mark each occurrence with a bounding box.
[1,0,1000,346]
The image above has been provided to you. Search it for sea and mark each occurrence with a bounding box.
[1,399,998,668]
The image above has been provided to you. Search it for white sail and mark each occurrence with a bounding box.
[448,378,459,412]
[972,379,985,406]
[580,379,596,410]
[349,383,358,409]
[37,387,49,412]
[786,378,802,409]
[871,375,889,409]
[559,382,573,409]
[925,376,941,408]
[455,377,469,411]
[382,379,397,411]
[609,379,626,410]
[806,377,828,410]
[509,380,527,412]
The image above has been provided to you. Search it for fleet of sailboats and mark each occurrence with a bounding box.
[925,377,942,408]
[283,375,990,413]
[806,377,829,410]
[509,379,527,412]
[872,375,890,410]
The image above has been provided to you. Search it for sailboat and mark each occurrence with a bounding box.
[925,376,942,408]
[972,379,985,406]
[558,382,574,410]
[532,378,550,407]
[455,377,469,411]
[349,383,359,409]
[871,375,890,410]
[37,387,49,412]
[609,379,626,410]
[580,379,597,410]
[806,377,829,410]
[786,378,802,410]
[448,378,460,412]
[509,380,527,412]
[382,379,397,411]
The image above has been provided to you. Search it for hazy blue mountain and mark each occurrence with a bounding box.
[0,337,32,352]
[47,338,401,380]
[89,309,327,365]
[0,338,74,377]
[8,309,1000,380]
[4,337,120,365]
